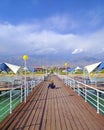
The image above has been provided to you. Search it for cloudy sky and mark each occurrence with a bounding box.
[0,0,104,57]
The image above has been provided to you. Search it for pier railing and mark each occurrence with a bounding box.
[0,77,44,122]
[58,75,104,115]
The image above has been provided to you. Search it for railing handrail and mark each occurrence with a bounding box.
[0,76,44,122]
[68,76,104,94]
[57,74,104,114]
[58,74,104,93]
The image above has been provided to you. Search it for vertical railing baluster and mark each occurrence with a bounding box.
[30,80,33,92]
[10,90,12,114]
[85,85,87,102]
[24,82,26,103]
[74,79,76,91]
[21,85,22,102]
[78,83,80,96]
[97,90,99,113]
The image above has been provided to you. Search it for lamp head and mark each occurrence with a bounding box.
[23,55,28,61]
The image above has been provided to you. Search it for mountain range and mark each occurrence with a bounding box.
[0,52,103,68]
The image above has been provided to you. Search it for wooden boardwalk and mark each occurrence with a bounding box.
[0,75,104,130]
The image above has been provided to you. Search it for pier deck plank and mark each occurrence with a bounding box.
[0,75,104,130]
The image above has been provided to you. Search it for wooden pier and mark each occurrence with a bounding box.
[0,75,104,130]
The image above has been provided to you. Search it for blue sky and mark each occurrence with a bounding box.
[0,0,104,57]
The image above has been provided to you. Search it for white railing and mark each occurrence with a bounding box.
[58,74,104,115]
[0,77,43,122]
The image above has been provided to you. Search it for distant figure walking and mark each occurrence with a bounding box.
[48,80,55,89]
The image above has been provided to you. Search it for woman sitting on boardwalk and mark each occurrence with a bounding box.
[48,80,55,89]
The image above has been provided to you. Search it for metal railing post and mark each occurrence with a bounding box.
[71,80,72,88]
[85,85,87,102]
[21,85,22,102]
[70,80,71,87]
[10,90,12,114]
[97,90,99,113]
[78,83,80,96]
[24,82,26,103]
[31,80,33,92]
[74,79,76,91]
[34,80,36,87]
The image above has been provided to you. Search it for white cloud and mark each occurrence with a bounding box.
[43,15,70,31]
[72,48,83,54]
[35,48,58,55]
[0,19,104,56]
[40,15,79,32]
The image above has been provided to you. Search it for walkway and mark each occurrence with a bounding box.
[0,75,104,130]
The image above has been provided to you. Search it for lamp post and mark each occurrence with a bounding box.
[42,66,45,81]
[23,55,28,103]
[64,62,68,85]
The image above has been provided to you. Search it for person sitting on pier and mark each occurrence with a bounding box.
[48,80,55,89]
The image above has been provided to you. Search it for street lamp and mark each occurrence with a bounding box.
[23,55,28,103]
[64,62,68,85]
